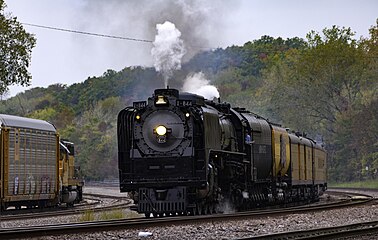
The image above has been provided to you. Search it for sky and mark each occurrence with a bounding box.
[4,0,378,97]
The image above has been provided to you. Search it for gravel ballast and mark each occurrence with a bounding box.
[2,188,377,240]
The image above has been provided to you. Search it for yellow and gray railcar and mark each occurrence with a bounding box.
[288,133,327,198]
[270,125,327,200]
[0,114,83,210]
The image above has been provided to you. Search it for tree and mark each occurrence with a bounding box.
[68,97,124,180]
[0,0,36,94]
[261,23,378,182]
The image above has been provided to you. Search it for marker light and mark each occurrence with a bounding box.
[155,125,167,136]
[156,96,167,105]
[136,115,141,120]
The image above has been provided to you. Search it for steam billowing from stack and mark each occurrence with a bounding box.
[151,21,186,88]
[151,21,220,100]
[182,72,220,100]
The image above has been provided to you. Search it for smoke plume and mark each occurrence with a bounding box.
[151,21,186,87]
[182,72,220,100]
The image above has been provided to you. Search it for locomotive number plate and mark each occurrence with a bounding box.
[133,101,147,109]
[176,100,192,107]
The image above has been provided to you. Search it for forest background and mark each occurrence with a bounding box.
[1,5,377,183]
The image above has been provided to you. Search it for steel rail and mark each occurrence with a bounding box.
[239,220,378,239]
[0,194,133,221]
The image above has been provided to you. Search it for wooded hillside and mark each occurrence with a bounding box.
[1,21,377,182]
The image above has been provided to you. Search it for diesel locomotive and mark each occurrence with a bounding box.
[118,88,327,217]
[0,114,83,210]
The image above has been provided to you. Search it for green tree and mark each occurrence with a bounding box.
[70,97,124,180]
[262,23,378,181]
[0,0,36,94]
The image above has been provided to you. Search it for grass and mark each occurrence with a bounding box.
[79,209,140,222]
[123,211,141,219]
[328,179,378,189]
[79,209,95,222]
[99,209,125,220]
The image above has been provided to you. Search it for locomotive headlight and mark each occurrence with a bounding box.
[156,96,167,105]
[155,125,167,136]
[185,113,190,118]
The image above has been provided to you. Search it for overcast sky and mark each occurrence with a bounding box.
[5,0,378,97]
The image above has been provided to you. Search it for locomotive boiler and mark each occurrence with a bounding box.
[118,88,327,217]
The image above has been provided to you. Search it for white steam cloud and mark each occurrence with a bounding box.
[182,72,220,100]
[151,21,186,88]
[151,21,220,100]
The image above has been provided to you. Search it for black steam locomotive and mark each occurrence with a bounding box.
[118,88,327,217]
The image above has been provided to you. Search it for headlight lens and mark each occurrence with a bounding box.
[156,96,167,105]
[155,125,167,136]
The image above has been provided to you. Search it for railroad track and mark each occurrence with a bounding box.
[0,191,373,239]
[0,193,133,221]
[242,220,378,239]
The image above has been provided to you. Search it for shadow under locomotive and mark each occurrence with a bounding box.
[118,88,327,217]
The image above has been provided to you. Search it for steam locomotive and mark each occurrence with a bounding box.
[118,88,327,217]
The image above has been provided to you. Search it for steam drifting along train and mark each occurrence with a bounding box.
[0,114,83,210]
[118,88,327,217]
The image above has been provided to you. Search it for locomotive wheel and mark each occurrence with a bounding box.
[205,204,211,215]
[195,203,206,215]
[207,204,216,215]
[195,204,201,215]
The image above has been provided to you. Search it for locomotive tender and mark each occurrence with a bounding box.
[0,114,83,210]
[118,88,327,217]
